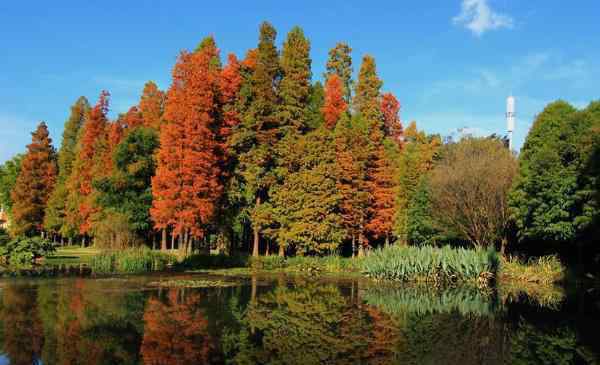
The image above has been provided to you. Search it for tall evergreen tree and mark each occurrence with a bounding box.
[277,26,312,134]
[354,55,383,132]
[151,36,223,253]
[11,122,57,236]
[324,42,353,104]
[238,22,281,257]
[44,97,90,237]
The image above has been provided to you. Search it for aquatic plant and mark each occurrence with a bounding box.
[361,245,499,282]
[148,279,239,288]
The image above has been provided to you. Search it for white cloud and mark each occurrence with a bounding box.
[453,0,514,36]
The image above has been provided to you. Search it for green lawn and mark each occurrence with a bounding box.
[45,246,101,265]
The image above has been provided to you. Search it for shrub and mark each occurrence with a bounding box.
[361,245,499,282]
[90,248,176,274]
[0,236,56,267]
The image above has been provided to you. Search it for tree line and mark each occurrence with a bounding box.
[1,21,598,262]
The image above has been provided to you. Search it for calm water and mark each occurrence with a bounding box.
[0,274,598,365]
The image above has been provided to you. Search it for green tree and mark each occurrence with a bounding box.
[394,122,441,245]
[238,21,281,257]
[93,127,159,248]
[353,55,383,132]
[0,154,23,218]
[509,101,583,245]
[306,81,325,129]
[44,97,90,238]
[270,128,345,256]
[277,26,312,134]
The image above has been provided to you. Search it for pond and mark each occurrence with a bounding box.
[0,273,598,364]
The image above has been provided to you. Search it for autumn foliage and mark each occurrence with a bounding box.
[7,23,454,257]
[322,75,347,129]
[10,122,57,236]
[150,38,223,244]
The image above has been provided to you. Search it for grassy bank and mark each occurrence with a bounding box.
[45,246,102,265]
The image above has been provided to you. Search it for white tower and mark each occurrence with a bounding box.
[506,95,515,150]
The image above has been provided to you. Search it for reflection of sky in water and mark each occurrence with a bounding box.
[0,354,9,365]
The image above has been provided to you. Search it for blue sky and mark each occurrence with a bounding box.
[1,0,599,162]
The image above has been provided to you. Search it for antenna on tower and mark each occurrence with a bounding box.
[506,95,515,150]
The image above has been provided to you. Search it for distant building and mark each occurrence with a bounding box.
[0,206,9,230]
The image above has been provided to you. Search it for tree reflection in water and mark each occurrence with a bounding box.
[0,276,596,364]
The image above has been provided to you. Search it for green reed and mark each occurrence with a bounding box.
[361,245,499,282]
[90,248,176,274]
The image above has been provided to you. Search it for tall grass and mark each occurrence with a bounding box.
[499,255,564,285]
[361,245,499,282]
[90,248,176,274]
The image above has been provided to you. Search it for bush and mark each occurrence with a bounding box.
[0,236,56,267]
[90,248,176,274]
[361,245,499,282]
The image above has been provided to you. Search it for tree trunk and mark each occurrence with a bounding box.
[252,196,261,257]
[278,244,285,257]
[171,231,176,251]
[161,228,167,251]
[358,231,365,257]
[265,240,270,256]
[385,234,389,248]
[500,238,507,257]
[352,235,356,258]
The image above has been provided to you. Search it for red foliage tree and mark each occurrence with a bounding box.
[66,91,109,236]
[10,122,57,236]
[380,92,403,146]
[123,106,144,130]
[366,130,398,246]
[139,81,165,130]
[322,74,347,129]
[151,38,223,248]
[219,54,243,157]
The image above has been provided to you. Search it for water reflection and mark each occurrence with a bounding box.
[0,275,597,364]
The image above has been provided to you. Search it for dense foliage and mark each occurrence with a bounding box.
[0,236,55,266]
